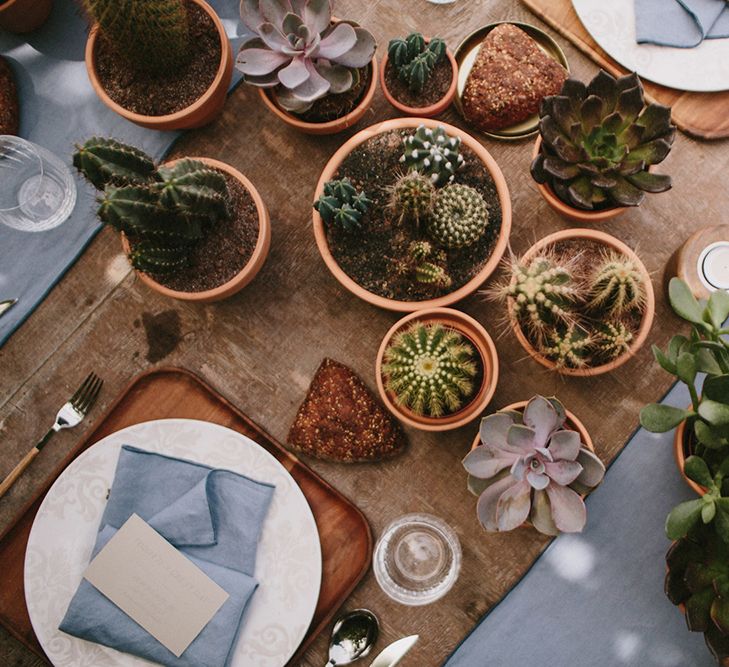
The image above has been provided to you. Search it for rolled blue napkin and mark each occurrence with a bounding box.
[635,0,729,47]
[59,445,275,667]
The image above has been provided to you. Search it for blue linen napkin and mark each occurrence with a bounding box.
[59,445,275,667]
[635,0,729,47]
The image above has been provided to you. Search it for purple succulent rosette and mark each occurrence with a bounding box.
[237,0,376,112]
[463,395,605,535]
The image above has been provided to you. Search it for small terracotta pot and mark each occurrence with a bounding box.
[674,418,707,496]
[375,308,499,432]
[379,41,458,118]
[258,57,377,135]
[509,228,656,376]
[85,0,233,131]
[121,157,270,303]
[532,137,627,224]
[313,117,512,311]
[0,0,51,32]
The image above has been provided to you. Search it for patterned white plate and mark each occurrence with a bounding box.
[24,419,322,667]
[572,0,729,92]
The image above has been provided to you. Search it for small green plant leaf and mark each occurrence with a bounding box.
[684,455,713,487]
[695,419,727,449]
[695,347,724,375]
[704,375,729,404]
[666,498,704,539]
[669,277,706,325]
[699,400,729,427]
[640,404,692,432]
[707,289,729,329]
[676,351,697,385]
[652,344,676,375]
[702,502,717,524]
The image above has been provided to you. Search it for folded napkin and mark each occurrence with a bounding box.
[59,445,275,667]
[635,0,729,47]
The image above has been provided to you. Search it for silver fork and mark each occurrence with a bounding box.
[0,372,103,498]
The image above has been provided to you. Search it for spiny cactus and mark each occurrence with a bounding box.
[83,0,190,75]
[73,137,230,276]
[314,178,371,233]
[388,33,446,93]
[594,321,633,360]
[415,261,452,288]
[409,240,432,262]
[587,251,646,315]
[394,241,451,288]
[383,321,478,417]
[427,184,489,249]
[541,324,592,369]
[388,171,435,226]
[400,125,465,186]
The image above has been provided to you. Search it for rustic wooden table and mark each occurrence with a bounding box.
[1,0,727,665]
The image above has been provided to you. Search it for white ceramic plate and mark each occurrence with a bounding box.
[572,0,729,92]
[24,419,322,667]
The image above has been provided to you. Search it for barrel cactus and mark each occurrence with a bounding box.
[382,321,478,418]
[587,251,646,315]
[531,70,675,210]
[388,171,435,226]
[427,184,489,249]
[388,32,446,93]
[541,324,593,369]
[314,178,371,233]
[594,321,633,360]
[400,125,465,186]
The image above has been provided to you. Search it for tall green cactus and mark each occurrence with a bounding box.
[83,0,190,75]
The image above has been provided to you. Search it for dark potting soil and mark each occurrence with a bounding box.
[384,56,452,108]
[151,172,259,293]
[325,129,503,301]
[295,65,370,123]
[94,1,219,117]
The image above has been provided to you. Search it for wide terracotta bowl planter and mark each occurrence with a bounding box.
[259,57,377,135]
[509,228,656,377]
[313,117,512,312]
[674,418,706,496]
[0,0,51,32]
[379,42,458,118]
[85,0,233,131]
[532,137,627,224]
[122,157,270,303]
[375,308,499,432]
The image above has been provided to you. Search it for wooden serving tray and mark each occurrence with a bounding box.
[0,367,372,665]
[521,0,729,139]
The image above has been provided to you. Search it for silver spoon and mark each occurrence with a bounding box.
[325,609,379,666]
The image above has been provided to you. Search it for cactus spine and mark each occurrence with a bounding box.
[541,324,592,369]
[587,251,646,315]
[427,184,489,249]
[388,171,435,226]
[594,321,633,360]
[388,33,447,93]
[314,178,371,233]
[400,125,465,186]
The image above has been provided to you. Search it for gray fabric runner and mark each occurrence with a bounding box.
[635,0,729,48]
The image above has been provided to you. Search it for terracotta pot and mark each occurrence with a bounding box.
[313,117,512,311]
[532,137,627,224]
[0,0,51,32]
[85,0,233,131]
[674,417,707,496]
[379,41,458,118]
[509,228,656,376]
[258,57,377,135]
[375,308,499,432]
[121,157,270,303]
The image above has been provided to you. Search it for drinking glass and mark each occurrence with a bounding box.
[373,513,462,606]
[0,136,76,232]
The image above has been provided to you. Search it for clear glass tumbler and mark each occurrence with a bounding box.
[373,513,462,606]
[0,135,76,232]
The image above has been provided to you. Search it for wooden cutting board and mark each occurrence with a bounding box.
[522,0,729,139]
[0,367,372,666]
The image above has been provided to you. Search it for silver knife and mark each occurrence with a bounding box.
[369,635,419,667]
[0,299,17,318]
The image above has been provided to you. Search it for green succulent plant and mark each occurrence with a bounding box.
[388,32,446,93]
[83,0,190,75]
[588,251,646,315]
[314,178,371,233]
[541,323,592,369]
[593,321,633,361]
[393,241,451,289]
[400,124,465,186]
[531,70,675,210]
[388,170,435,226]
[427,184,489,249]
[382,321,478,417]
[73,137,230,276]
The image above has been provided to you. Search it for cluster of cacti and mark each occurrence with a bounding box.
[314,178,371,233]
[400,124,465,186]
[83,0,190,75]
[383,321,478,417]
[392,241,451,289]
[427,184,489,249]
[73,137,230,275]
[492,244,648,369]
[388,171,435,226]
[388,33,446,93]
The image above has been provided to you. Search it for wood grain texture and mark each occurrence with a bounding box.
[522,0,729,139]
[1,0,729,665]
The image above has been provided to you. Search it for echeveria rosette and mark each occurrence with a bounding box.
[237,0,376,112]
[531,69,675,210]
[463,396,605,536]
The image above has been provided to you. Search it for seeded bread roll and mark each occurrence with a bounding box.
[462,24,567,132]
[0,56,18,135]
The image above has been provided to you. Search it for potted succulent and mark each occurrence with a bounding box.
[531,70,675,223]
[375,307,499,432]
[379,32,458,117]
[313,118,512,312]
[0,0,51,32]
[463,395,605,535]
[489,228,655,376]
[640,278,729,494]
[236,0,377,135]
[72,137,270,302]
[83,0,233,130]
